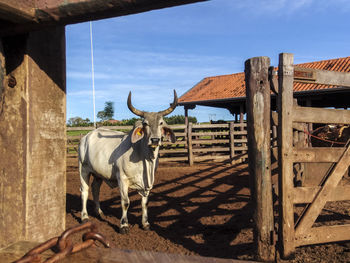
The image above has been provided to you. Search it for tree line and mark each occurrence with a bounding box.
[67,101,197,127]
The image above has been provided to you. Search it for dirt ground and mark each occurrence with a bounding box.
[66,156,350,262]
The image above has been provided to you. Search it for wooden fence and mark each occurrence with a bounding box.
[245,53,350,261]
[67,123,247,165]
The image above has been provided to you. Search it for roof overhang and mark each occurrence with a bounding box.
[179,96,246,108]
[0,0,207,36]
[179,86,350,111]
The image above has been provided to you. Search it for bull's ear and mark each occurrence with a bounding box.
[131,127,144,143]
[162,127,176,143]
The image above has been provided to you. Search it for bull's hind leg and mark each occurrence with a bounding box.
[79,164,91,222]
[91,176,104,217]
[119,184,130,234]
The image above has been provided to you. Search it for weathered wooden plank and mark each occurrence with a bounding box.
[277,53,296,258]
[192,139,229,144]
[295,224,350,247]
[192,147,230,153]
[293,147,344,162]
[159,149,187,154]
[245,56,275,261]
[229,122,235,162]
[234,122,247,128]
[159,156,188,162]
[192,123,229,129]
[233,130,248,135]
[192,131,229,136]
[234,139,248,143]
[187,122,193,166]
[161,141,187,146]
[293,186,350,204]
[294,66,350,87]
[293,106,350,124]
[295,143,350,237]
[194,155,230,161]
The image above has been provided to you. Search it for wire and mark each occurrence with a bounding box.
[90,21,96,129]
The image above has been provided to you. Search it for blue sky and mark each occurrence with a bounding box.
[66,0,350,123]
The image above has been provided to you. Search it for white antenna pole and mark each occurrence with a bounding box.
[90,21,96,128]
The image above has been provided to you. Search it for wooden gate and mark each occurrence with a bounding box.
[277,53,350,258]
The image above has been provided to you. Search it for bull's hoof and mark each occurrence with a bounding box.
[81,218,89,224]
[120,226,129,234]
[142,225,151,231]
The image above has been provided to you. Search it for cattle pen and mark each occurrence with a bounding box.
[67,122,248,165]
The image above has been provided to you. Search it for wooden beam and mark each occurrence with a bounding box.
[187,122,193,166]
[293,147,345,162]
[0,0,208,36]
[293,186,350,204]
[294,66,350,87]
[295,225,350,247]
[293,106,350,124]
[277,53,295,258]
[0,1,35,23]
[245,56,275,261]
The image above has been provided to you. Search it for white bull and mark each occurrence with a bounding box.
[78,90,177,234]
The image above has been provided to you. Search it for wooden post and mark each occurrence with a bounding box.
[240,104,247,162]
[184,107,189,141]
[277,53,295,258]
[229,122,235,164]
[187,122,193,166]
[306,99,312,147]
[245,56,275,261]
[0,28,66,248]
[240,104,244,129]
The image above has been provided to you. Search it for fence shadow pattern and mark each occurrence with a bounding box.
[66,161,254,259]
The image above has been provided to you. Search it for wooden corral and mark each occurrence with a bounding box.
[67,123,248,165]
[245,53,350,261]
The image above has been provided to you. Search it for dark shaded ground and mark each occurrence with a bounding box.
[66,157,350,262]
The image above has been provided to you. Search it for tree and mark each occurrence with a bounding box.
[67,117,92,127]
[97,101,114,121]
[120,117,140,126]
[164,115,197,125]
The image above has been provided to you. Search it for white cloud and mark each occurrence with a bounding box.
[219,0,350,15]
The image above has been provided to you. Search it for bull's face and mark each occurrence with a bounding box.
[128,90,177,149]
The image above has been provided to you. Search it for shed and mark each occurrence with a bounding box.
[178,56,350,121]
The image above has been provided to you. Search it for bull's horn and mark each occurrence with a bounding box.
[127,91,145,117]
[158,90,178,116]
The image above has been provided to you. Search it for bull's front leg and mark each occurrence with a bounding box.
[141,191,150,231]
[120,184,130,234]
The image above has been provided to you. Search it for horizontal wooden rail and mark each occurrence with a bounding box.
[293,186,350,204]
[294,66,350,87]
[192,147,230,153]
[293,147,345,162]
[293,106,350,124]
[295,224,350,247]
[192,139,229,144]
[194,155,230,161]
[193,131,229,136]
[159,156,188,162]
[159,149,187,154]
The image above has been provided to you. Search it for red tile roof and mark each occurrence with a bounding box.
[179,56,350,104]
